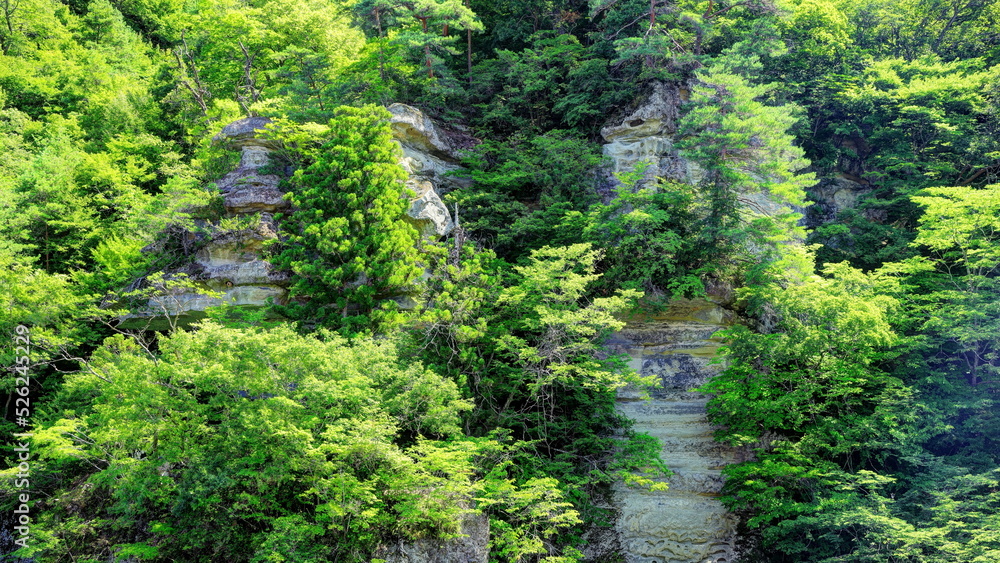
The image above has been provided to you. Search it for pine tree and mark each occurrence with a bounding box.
[677,40,814,271]
[274,105,421,333]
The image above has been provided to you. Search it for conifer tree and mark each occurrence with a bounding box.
[678,39,814,270]
[274,105,421,333]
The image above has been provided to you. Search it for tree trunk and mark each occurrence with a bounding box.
[417,16,433,78]
[375,7,386,82]
[466,0,473,85]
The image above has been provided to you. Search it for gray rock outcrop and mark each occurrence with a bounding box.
[389,103,474,239]
[601,83,703,188]
[602,299,741,563]
[404,180,455,238]
[121,107,472,327]
[119,119,290,328]
[213,117,288,214]
[804,175,872,226]
[186,214,289,289]
[601,81,810,238]
[376,511,489,563]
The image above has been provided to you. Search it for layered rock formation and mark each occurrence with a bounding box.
[119,118,290,329]
[601,82,836,227]
[601,82,702,190]
[605,300,741,563]
[375,511,489,563]
[121,108,466,327]
[597,84,749,562]
[389,103,467,238]
[215,117,288,214]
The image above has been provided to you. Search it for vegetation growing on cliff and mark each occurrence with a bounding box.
[1,0,999,560]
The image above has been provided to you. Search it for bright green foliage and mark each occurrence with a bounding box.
[0,250,96,374]
[702,260,919,560]
[880,184,1000,473]
[161,0,365,129]
[16,323,474,562]
[4,0,1000,558]
[830,59,996,187]
[349,0,482,115]
[590,0,766,68]
[794,56,1000,270]
[408,243,666,558]
[704,261,903,447]
[272,105,421,334]
[496,244,645,393]
[478,469,582,562]
[903,183,1000,388]
[837,0,1000,61]
[707,183,1000,560]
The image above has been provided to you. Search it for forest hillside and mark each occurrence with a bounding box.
[1,0,999,561]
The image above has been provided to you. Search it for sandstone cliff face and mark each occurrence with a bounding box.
[119,118,290,329]
[389,103,464,238]
[602,300,741,563]
[598,85,745,562]
[122,107,463,328]
[375,511,489,563]
[215,117,289,214]
[602,82,879,232]
[601,83,702,189]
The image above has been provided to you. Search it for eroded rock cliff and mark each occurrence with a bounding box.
[601,82,702,188]
[604,300,741,563]
[598,85,744,562]
[121,107,464,328]
[389,103,464,238]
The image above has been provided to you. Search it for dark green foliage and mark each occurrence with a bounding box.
[662,40,813,289]
[447,130,603,262]
[701,260,920,561]
[583,167,705,296]
[704,185,1000,561]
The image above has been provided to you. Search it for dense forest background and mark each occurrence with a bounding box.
[1,0,999,561]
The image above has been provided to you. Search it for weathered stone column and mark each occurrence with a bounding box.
[606,299,740,563]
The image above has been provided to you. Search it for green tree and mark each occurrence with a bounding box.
[677,41,813,275]
[469,32,632,137]
[447,129,604,261]
[839,0,1000,61]
[903,183,1000,387]
[353,0,481,79]
[583,167,705,296]
[881,183,1000,472]
[701,258,918,561]
[13,323,475,562]
[272,105,421,333]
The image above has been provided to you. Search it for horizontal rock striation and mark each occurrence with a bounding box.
[122,106,471,327]
[606,300,740,563]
